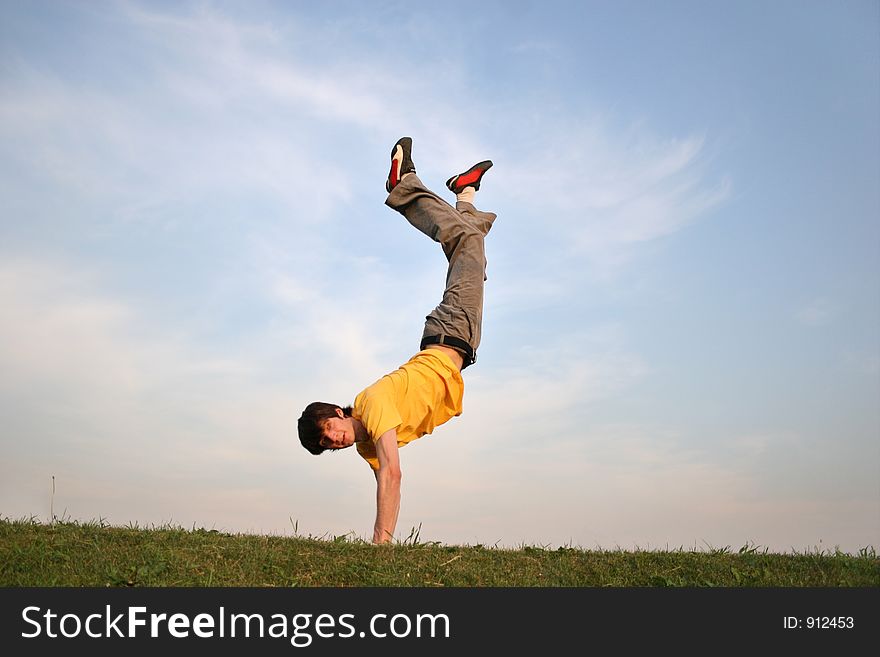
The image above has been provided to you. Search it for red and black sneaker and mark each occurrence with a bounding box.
[445,160,493,194]
[386,137,416,193]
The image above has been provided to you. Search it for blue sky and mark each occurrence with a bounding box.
[1,0,877,552]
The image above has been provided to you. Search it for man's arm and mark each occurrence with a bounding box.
[372,428,401,544]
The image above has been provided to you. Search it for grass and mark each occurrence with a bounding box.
[1,517,877,587]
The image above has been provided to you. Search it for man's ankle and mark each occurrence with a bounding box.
[456,186,475,204]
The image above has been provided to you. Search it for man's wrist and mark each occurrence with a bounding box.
[373,527,392,544]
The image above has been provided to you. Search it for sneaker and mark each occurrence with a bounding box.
[445,160,493,194]
[386,137,416,193]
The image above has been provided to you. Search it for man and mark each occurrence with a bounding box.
[297,137,495,544]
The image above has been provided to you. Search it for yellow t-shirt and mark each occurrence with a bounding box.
[353,348,464,470]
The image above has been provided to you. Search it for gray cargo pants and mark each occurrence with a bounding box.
[385,174,496,368]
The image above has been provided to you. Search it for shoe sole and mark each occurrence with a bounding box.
[446,160,493,193]
[386,137,413,193]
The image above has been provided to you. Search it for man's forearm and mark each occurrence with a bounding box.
[373,469,401,544]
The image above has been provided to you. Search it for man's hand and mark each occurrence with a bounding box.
[372,428,401,544]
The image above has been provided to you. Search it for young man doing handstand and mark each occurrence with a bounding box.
[298,137,495,544]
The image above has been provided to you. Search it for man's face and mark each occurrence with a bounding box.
[319,412,355,450]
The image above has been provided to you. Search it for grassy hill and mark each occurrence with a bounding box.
[1,518,877,587]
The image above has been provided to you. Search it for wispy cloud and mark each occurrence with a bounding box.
[465,325,649,440]
[0,254,380,531]
[13,2,848,550]
[497,121,731,276]
[794,297,836,327]
[2,2,727,270]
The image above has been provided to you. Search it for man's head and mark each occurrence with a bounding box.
[298,402,355,455]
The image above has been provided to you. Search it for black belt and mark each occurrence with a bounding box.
[420,335,476,369]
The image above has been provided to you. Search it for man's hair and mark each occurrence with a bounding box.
[298,402,353,455]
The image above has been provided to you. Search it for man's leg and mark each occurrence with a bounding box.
[456,200,496,239]
[386,170,494,368]
[385,137,495,240]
